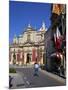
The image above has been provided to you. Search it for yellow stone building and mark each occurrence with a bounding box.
[9,22,47,65]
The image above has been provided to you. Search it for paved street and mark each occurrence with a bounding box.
[9,66,66,89]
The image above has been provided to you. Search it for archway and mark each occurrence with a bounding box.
[26,53,31,64]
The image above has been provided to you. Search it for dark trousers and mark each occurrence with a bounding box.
[34,68,39,76]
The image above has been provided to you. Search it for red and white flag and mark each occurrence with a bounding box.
[54,33,56,44]
[54,27,63,49]
[32,48,37,61]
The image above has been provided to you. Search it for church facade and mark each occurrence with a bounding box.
[9,22,47,65]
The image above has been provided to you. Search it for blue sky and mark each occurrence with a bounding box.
[9,1,51,43]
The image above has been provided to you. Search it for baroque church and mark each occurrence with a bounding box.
[9,22,47,65]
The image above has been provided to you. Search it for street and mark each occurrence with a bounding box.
[9,66,66,89]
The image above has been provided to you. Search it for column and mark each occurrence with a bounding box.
[16,53,18,65]
[24,53,27,64]
[40,53,43,64]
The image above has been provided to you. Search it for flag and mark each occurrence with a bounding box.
[35,48,40,62]
[54,27,62,49]
[54,33,56,45]
[56,27,62,38]
[52,4,64,15]
[32,48,36,61]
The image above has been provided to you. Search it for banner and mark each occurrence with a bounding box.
[32,48,36,61]
[54,27,63,49]
[52,4,64,15]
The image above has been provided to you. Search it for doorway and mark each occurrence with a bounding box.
[26,53,31,64]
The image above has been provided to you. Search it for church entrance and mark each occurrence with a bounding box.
[26,53,31,64]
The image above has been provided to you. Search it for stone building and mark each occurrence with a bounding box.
[9,22,47,65]
[44,4,66,75]
[44,27,55,71]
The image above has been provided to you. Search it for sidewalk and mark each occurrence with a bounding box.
[39,68,66,84]
[9,73,25,89]
[9,64,33,68]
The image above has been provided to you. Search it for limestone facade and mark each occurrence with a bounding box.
[9,22,47,65]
